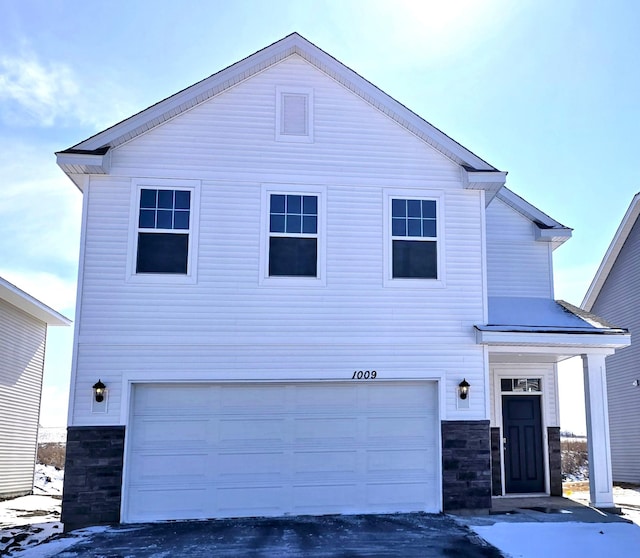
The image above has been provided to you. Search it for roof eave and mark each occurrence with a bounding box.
[475,327,631,350]
[56,148,111,176]
[462,168,508,205]
[0,278,71,326]
[60,33,499,174]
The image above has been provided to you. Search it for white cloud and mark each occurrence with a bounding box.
[0,268,76,314]
[0,54,79,126]
[0,51,135,129]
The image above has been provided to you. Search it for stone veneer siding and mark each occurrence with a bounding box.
[441,420,492,511]
[62,426,125,531]
[490,427,502,496]
[547,426,562,496]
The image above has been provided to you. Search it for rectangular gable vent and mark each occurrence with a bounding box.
[282,94,308,135]
[276,86,313,143]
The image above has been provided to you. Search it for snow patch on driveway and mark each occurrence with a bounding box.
[472,522,640,558]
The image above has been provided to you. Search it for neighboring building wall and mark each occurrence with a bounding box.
[486,198,553,298]
[590,217,640,483]
[0,299,46,499]
[69,55,489,429]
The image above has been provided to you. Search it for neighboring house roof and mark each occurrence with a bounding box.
[582,192,640,311]
[0,276,71,326]
[56,32,506,198]
[475,296,630,350]
[493,188,572,249]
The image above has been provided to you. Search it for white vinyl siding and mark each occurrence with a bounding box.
[124,381,439,522]
[486,197,553,298]
[0,299,46,498]
[109,56,461,185]
[70,54,488,428]
[591,216,640,483]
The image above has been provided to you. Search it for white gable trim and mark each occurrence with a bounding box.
[0,276,71,326]
[494,187,572,248]
[60,33,501,178]
[582,192,640,311]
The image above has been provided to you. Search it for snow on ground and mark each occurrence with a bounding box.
[472,522,640,558]
[32,465,64,498]
[0,465,64,555]
[566,484,640,527]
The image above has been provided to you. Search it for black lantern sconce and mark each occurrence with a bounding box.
[93,380,106,403]
[458,378,470,400]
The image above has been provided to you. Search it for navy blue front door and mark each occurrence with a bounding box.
[502,395,545,493]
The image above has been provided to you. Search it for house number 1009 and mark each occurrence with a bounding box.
[352,370,377,379]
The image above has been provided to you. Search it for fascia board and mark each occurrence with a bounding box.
[496,187,571,232]
[534,227,572,244]
[65,33,498,172]
[582,193,640,311]
[0,278,71,326]
[56,150,111,175]
[475,328,630,349]
[462,169,507,204]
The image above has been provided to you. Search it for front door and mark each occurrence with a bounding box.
[502,395,544,493]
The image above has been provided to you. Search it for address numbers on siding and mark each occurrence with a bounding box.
[352,370,377,380]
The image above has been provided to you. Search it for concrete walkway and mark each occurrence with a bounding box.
[454,495,632,526]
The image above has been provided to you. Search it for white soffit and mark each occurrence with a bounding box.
[582,192,640,311]
[0,276,71,326]
[57,33,501,180]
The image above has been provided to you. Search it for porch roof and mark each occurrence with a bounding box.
[475,297,630,353]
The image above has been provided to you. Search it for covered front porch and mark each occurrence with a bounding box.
[477,297,630,510]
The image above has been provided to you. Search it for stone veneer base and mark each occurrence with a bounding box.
[441,420,492,511]
[547,426,562,497]
[62,426,125,531]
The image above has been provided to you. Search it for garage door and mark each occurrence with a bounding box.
[124,382,439,522]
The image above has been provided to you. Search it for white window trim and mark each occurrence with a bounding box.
[126,178,201,284]
[383,189,445,288]
[275,86,314,143]
[259,183,327,287]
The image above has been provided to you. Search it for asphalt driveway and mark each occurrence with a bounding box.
[49,514,502,557]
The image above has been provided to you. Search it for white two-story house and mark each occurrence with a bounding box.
[56,33,629,530]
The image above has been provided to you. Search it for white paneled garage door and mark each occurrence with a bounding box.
[124,381,439,522]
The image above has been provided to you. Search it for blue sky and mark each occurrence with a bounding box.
[1,0,638,430]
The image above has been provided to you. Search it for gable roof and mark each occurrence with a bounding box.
[56,33,506,197]
[0,276,71,326]
[582,192,640,311]
[493,187,572,248]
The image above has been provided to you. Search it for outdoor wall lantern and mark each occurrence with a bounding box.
[93,380,106,403]
[458,378,470,400]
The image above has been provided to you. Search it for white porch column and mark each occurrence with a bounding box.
[581,353,615,509]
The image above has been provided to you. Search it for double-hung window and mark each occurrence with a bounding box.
[129,179,199,281]
[390,197,438,279]
[268,193,318,277]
